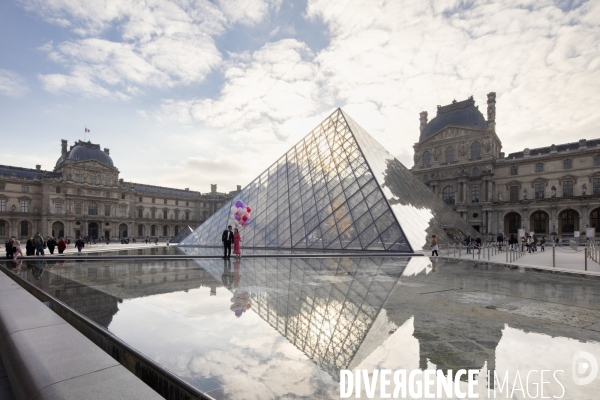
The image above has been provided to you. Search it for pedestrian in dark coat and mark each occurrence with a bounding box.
[57,238,67,254]
[26,237,35,256]
[47,237,57,254]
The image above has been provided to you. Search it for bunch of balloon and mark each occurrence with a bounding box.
[229,200,252,230]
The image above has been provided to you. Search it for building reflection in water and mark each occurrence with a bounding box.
[3,256,599,386]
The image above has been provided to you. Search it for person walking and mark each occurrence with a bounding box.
[431,235,439,256]
[221,225,234,260]
[47,236,57,254]
[33,232,45,256]
[57,237,67,254]
[475,236,482,254]
[25,237,34,256]
[5,238,15,259]
[465,235,472,254]
[540,236,546,252]
[233,228,242,259]
[497,233,504,252]
[75,236,85,254]
[12,240,23,260]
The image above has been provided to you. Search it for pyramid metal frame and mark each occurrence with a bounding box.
[180,109,479,251]
[169,226,193,243]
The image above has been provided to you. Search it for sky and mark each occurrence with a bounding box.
[1,0,599,194]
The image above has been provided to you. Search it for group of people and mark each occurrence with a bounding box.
[5,232,84,259]
[463,235,483,254]
[221,225,242,259]
[505,234,546,253]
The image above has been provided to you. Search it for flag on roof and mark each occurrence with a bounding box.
[85,128,90,133]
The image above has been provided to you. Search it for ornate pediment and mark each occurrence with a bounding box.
[505,180,522,190]
[558,174,578,185]
[530,177,549,188]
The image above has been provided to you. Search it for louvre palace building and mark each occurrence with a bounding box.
[411,92,600,240]
[0,139,238,241]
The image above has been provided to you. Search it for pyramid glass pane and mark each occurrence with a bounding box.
[180,108,479,251]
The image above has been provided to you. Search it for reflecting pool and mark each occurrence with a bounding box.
[2,257,600,399]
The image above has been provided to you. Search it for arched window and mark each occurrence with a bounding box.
[531,211,548,234]
[445,147,455,163]
[138,224,144,236]
[442,186,455,204]
[163,225,168,236]
[88,202,98,215]
[151,225,157,236]
[471,141,481,159]
[560,210,577,233]
[422,151,431,166]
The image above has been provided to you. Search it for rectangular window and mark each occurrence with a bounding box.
[534,183,544,199]
[175,200,179,205]
[174,210,179,220]
[21,185,28,193]
[105,205,111,216]
[20,221,28,236]
[151,209,156,219]
[56,187,61,194]
[0,220,4,236]
[509,186,519,202]
[20,200,29,212]
[138,196,142,202]
[120,206,126,217]
[105,192,111,198]
[594,178,600,195]
[186,201,189,206]
[595,156,600,166]
[121,193,126,199]
[564,159,573,169]
[163,210,168,219]
[75,202,82,215]
[563,180,573,197]
[0,199,5,211]
[90,174,97,184]
[535,163,543,173]
[510,166,518,176]
[471,186,480,203]
[164,199,167,205]
[152,198,156,203]
[0,183,5,190]
[138,208,143,218]
[185,211,189,221]
[55,202,62,214]
[75,173,82,182]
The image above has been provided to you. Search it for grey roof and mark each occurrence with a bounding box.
[506,139,600,160]
[133,183,200,198]
[0,165,61,180]
[56,140,114,167]
[420,97,487,141]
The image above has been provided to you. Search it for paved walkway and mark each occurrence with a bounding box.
[28,241,172,255]
[428,244,600,274]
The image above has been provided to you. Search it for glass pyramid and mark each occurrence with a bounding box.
[180,108,479,251]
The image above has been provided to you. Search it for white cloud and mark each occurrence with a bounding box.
[38,73,129,100]
[27,0,225,97]
[0,69,29,97]
[217,0,280,25]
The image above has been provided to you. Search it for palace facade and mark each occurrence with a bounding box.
[0,139,238,240]
[411,93,600,240]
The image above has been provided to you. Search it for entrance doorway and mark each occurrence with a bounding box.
[88,222,99,239]
[119,223,128,238]
[105,230,110,240]
[51,221,65,238]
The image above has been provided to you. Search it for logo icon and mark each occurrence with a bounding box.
[572,351,598,385]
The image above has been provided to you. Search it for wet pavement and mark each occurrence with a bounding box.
[2,256,600,399]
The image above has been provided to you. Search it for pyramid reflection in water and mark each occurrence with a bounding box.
[180,109,479,251]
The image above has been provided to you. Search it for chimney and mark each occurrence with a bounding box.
[119,178,123,184]
[419,111,428,133]
[487,92,496,130]
[211,184,217,193]
[104,148,110,155]
[61,139,68,157]
[185,188,189,191]
[237,185,241,191]
[35,165,41,170]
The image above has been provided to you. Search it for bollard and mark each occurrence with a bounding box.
[552,245,555,268]
[488,246,490,261]
[506,247,508,263]
[454,245,456,257]
[459,245,461,258]
[472,247,475,259]
[585,248,588,271]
